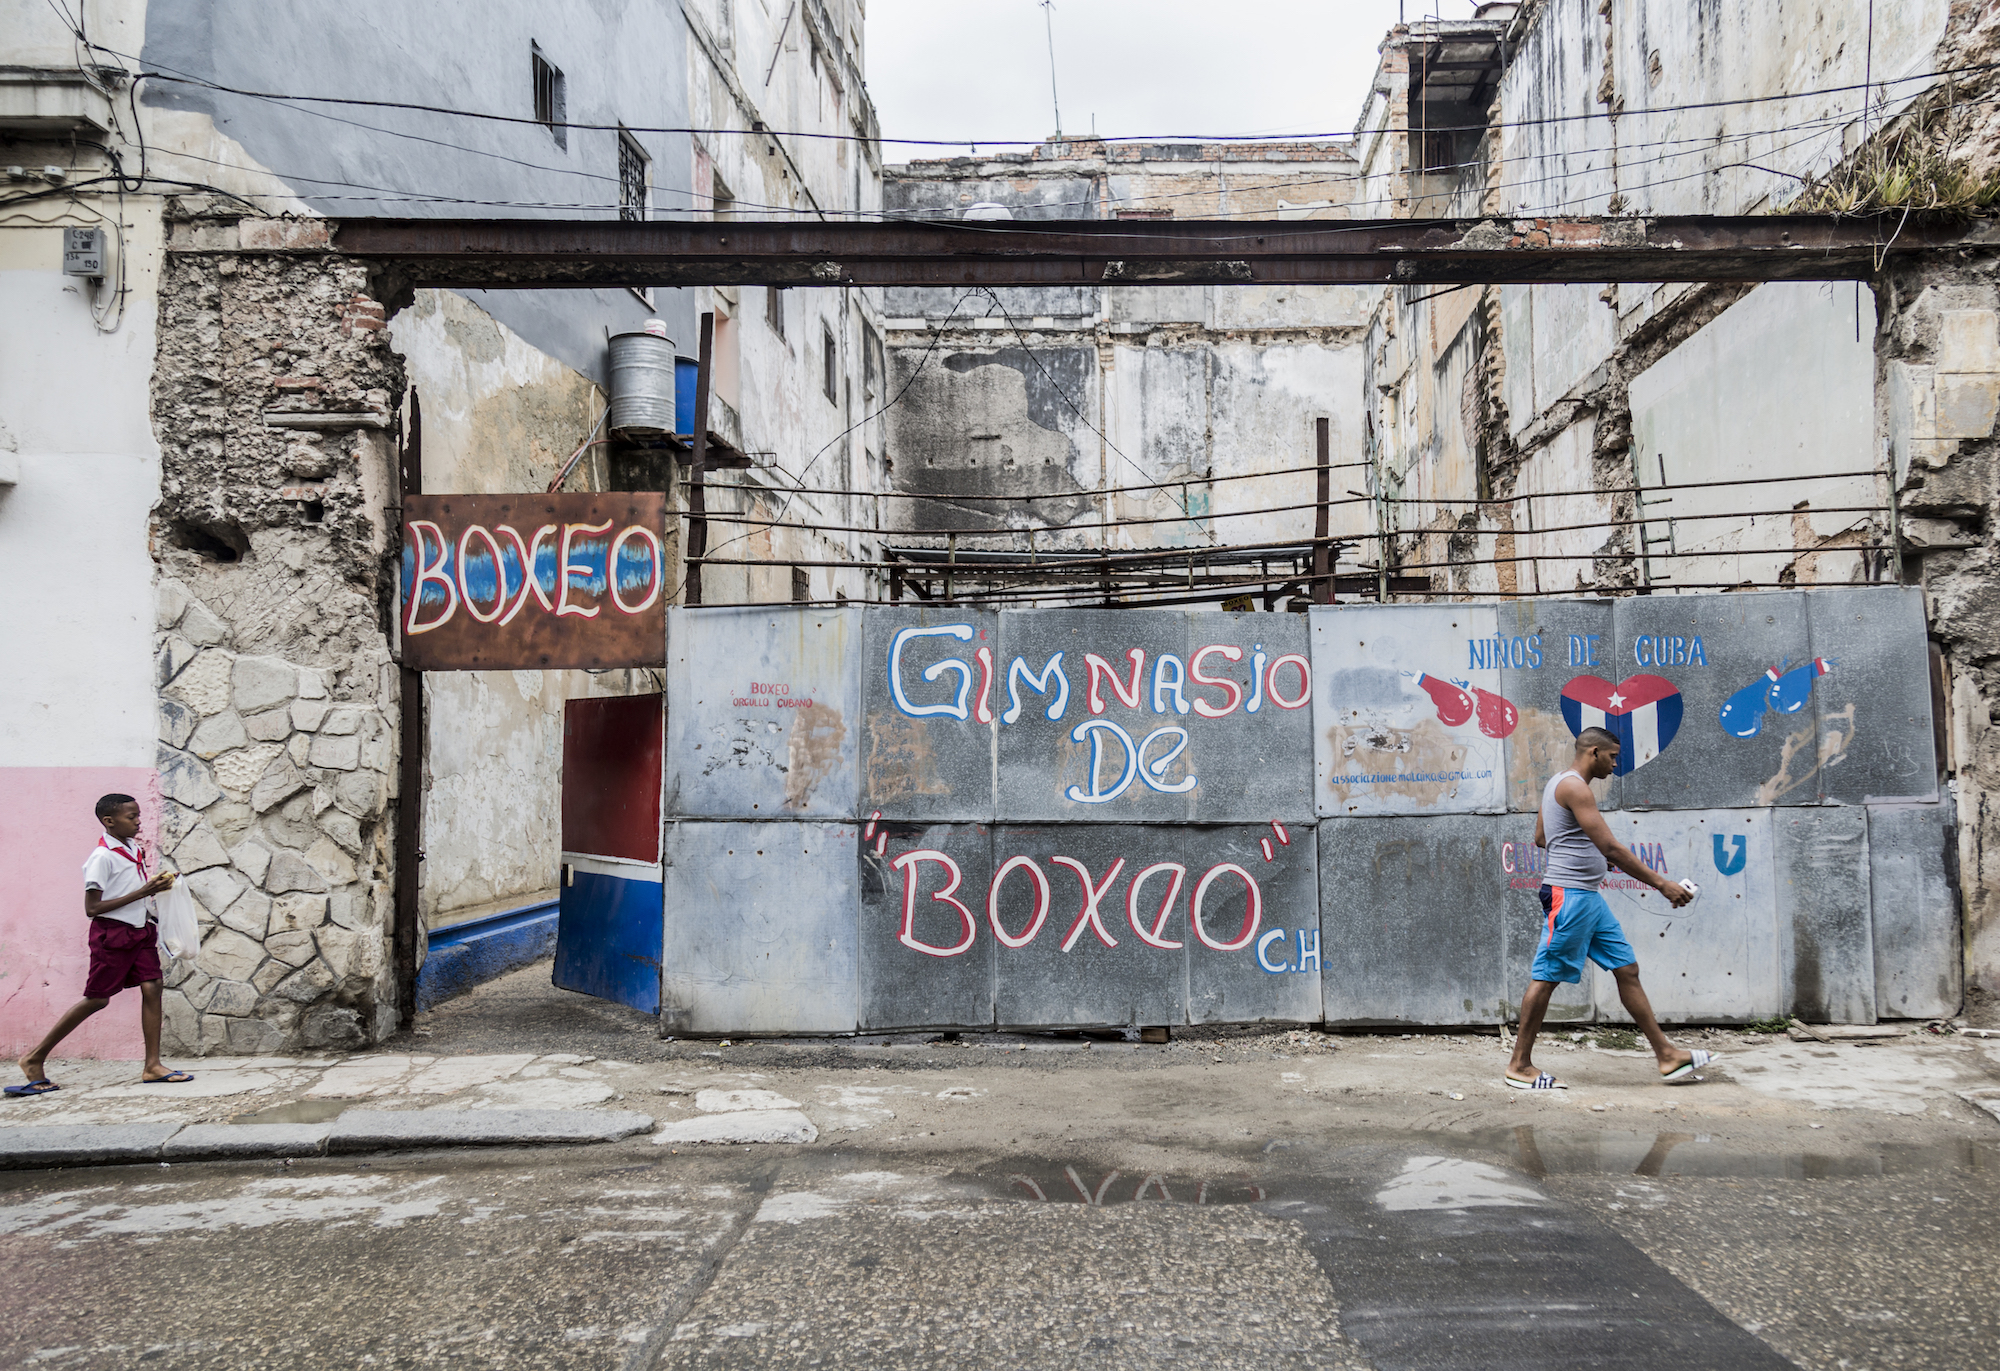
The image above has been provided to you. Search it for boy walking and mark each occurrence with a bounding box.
[1507,728,1715,1090]
[8,793,193,1097]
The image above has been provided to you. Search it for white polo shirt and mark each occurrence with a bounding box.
[82,837,154,928]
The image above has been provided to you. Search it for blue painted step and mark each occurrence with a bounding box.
[415,899,559,1012]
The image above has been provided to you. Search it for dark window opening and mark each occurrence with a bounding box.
[822,324,838,402]
[862,323,882,401]
[1415,128,1458,174]
[532,45,566,150]
[766,285,786,339]
[618,130,649,222]
[301,500,325,524]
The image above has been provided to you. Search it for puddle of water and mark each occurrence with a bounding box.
[229,1098,359,1126]
[1483,1126,2000,1180]
[966,1164,1268,1206]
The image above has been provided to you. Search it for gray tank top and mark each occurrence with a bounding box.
[1540,769,1607,890]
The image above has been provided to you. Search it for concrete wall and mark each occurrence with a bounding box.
[878,144,1377,598]
[682,0,882,607]
[0,201,167,1059]
[140,0,699,380]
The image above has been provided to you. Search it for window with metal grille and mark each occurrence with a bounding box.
[619,131,650,222]
[532,45,566,150]
[822,324,838,402]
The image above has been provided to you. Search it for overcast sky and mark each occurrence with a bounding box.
[864,0,1485,152]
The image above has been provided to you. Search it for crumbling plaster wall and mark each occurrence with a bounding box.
[880,151,1375,568]
[388,288,610,927]
[150,214,403,1054]
[1880,265,2000,1018]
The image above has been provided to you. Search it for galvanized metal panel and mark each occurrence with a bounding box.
[857,821,995,1029]
[1182,613,1316,823]
[1773,807,1877,1023]
[1187,823,1323,1024]
[1495,599,1620,813]
[1312,604,1508,817]
[997,610,1193,823]
[991,825,1188,1028]
[1588,810,1784,1025]
[1613,591,1813,809]
[1867,803,1961,1019]
[992,610,1313,824]
[1808,586,1939,804]
[664,607,861,820]
[1319,814,1512,1025]
[660,822,857,1035]
[860,608,999,822]
[399,493,668,670]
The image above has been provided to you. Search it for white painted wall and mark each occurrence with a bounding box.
[0,216,164,769]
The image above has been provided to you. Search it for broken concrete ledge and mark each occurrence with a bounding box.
[0,1109,655,1171]
[414,898,560,1012]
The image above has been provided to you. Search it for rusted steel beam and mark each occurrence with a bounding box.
[313,214,1996,289]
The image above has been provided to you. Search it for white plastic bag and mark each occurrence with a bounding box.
[155,879,201,961]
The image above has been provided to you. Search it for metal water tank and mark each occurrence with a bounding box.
[607,325,677,436]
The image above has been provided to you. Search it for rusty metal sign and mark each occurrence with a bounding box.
[398,493,668,671]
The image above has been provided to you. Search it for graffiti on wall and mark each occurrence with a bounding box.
[399,493,668,671]
[657,592,1939,1030]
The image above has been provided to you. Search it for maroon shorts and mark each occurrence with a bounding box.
[85,918,162,999]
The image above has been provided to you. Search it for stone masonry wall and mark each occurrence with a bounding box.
[1881,261,2000,1021]
[150,210,406,1053]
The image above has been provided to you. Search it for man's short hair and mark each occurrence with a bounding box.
[1575,727,1619,753]
[95,792,138,818]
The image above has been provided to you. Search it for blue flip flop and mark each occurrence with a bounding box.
[4,1080,59,1098]
[143,1071,194,1084]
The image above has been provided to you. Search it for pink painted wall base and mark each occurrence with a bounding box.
[1,767,164,1062]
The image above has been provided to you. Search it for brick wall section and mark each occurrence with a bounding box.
[151,210,407,1053]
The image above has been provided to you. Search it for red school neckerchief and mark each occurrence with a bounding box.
[97,835,148,877]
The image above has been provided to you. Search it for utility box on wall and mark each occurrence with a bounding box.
[61,226,103,277]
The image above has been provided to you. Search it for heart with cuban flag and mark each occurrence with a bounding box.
[1559,674,1683,775]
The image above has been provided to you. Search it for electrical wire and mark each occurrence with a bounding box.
[87,45,2000,149]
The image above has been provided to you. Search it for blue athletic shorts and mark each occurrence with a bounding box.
[1531,884,1635,984]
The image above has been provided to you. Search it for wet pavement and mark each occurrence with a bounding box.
[4,961,1997,1368]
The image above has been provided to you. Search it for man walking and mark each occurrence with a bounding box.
[1507,727,1714,1090]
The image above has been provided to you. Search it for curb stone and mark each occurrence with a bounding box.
[0,1110,656,1170]
[0,1123,183,1168]
[326,1108,656,1152]
[164,1123,334,1160]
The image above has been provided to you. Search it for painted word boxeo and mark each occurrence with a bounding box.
[654,591,1956,1035]
[398,493,669,671]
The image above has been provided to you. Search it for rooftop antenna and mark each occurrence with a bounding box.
[1042,1,1063,138]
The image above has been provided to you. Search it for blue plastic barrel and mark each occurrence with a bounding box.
[675,356,698,437]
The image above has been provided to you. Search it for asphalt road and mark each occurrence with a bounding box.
[4,965,1995,1370]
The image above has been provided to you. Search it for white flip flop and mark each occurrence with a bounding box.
[1505,1071,1568,1091]
[1660,1049,1718,1085]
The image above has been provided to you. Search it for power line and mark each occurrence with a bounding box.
[78,39,2000,151]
